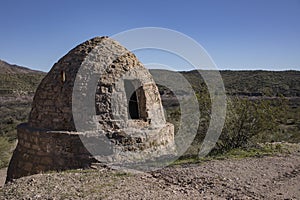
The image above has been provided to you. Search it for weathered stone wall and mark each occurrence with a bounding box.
[6,122,175,182]
[6,123,96,182]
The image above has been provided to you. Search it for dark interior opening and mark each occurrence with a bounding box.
[124,80,140,119]
[129,91,139,119]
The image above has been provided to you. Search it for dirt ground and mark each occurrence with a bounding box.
[1,149,300,200]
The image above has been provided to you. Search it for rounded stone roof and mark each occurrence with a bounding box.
[29,37,166,131]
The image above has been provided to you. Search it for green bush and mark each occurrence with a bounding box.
[212,97,278,154]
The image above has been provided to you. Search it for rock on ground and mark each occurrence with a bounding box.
[0,168,6,187]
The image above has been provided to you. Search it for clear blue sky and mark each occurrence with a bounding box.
[0,0,299,71]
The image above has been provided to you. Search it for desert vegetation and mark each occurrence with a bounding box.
[159,70,300,159]
[0,64,299,169]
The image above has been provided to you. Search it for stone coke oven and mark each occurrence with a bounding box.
[6,37,175,182]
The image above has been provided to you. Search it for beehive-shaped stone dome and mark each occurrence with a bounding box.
[6,37,175,182]
[29,36,166,132]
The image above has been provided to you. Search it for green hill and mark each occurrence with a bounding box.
[0,60,45,168]
[179,70,300,97]
[0,60,45,95]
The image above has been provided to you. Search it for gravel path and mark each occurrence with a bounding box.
[1,151,300,199]
[0,144,300,200]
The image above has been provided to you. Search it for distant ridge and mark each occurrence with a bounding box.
[0,60,45,94]
[150,69,300,97]
[0,59,299,97]
[0,60,44,74]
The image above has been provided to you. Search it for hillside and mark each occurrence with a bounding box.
[0,60,43,74]
[0,60,45,95]
[1,61,299,97]
[0,61,45,168]
[180,70,300,97]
